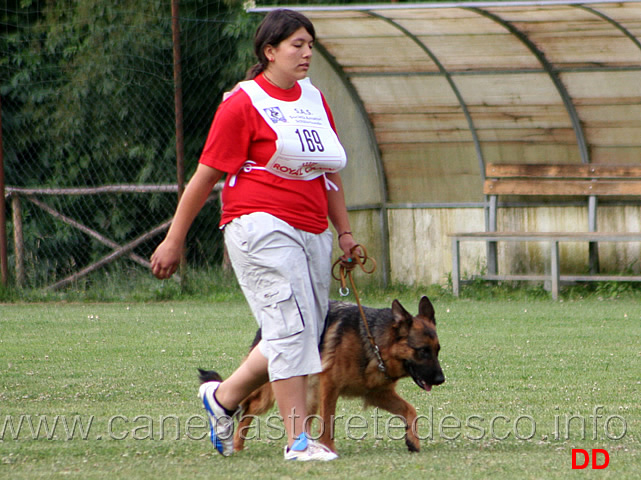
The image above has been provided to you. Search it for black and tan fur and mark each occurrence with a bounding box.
[199,295,445,453]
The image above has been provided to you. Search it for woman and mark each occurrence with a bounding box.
[150,9,357,461]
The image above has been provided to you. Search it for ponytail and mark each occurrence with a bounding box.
[245,63,265,80]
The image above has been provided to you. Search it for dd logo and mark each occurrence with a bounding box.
[572,449,609,469]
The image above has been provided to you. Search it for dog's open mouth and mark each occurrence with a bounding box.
[406,363,443,392]
[408,368,433,392]
[414,379,433,392]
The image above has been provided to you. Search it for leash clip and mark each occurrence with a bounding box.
[372,344,386,372]
[339,287,350,297]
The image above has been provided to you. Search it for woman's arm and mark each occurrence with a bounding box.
[151,163,225,279]
[326,172,359,259]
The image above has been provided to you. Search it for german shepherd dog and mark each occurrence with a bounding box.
[198,296,445,453]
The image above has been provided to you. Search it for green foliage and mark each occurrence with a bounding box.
[452,277,641,302]
[0,264,244,303]
[1,1,260,287]
[3,256,641,303]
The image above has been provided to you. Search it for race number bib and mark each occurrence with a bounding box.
[239,78,347,180]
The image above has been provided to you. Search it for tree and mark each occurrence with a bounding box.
[1,1,259,285]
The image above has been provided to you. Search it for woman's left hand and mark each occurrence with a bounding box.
[338,232,361,262]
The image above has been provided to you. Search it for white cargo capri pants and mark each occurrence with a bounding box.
[223,212,333,381]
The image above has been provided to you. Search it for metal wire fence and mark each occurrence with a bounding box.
[1,0,259,290]
[1,0,395,292]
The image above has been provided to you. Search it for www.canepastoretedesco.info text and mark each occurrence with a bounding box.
[1,406,629,442]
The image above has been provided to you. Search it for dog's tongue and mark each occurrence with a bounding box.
[421,382,432,392]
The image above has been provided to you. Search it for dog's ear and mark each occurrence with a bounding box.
[418,296,436,324]
[392,299,413,334]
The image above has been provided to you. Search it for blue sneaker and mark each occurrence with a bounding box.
[283,433,338,461]
[198,382,235,456]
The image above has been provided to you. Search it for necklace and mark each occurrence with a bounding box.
[263,71,293,90]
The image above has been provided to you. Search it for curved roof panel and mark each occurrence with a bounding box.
[256,1,641,205]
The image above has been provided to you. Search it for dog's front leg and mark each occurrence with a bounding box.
[234,383,275,452]
[318,372,340,453]
[365,389,420,452]
[234,413,253,452]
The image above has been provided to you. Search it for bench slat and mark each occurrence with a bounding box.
[486,163,641,179]
[484,178,641,196]
[453,162,641,299]
[449,231,641,241]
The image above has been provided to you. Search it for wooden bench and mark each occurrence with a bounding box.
[450,163,641,299]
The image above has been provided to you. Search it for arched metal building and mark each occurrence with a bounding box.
[254,1,641,287]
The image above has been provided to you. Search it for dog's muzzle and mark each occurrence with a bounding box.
[406,363,445,392]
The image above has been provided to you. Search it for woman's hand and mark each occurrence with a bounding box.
[149,164,224,280]
[338,232,361,262]
[150,238,182,279]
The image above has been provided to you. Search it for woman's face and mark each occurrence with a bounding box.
[264,26,314,88]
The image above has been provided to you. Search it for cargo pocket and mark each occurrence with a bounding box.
[257,283,305,341]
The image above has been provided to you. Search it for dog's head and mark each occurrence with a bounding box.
[391,296,445,391]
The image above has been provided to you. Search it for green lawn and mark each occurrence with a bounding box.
[1,296,640,479]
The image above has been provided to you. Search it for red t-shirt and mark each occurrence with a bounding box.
[199,74,339,234]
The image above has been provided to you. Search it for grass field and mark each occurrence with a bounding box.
[2,293,640,479]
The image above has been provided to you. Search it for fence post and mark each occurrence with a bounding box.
[171,0,187,286]
[0,95,7,287]
[11,195,25,287]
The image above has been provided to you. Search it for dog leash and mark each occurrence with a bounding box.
[331,244,387,374]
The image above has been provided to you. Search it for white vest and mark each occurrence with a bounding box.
[232,78,347,186]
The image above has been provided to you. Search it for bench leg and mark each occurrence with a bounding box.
[487,241,498,276]
[589,242,600,274]
[550,241,560,301]
[452,238,460,297]
[487,195,498,276]
[588,195,600,274]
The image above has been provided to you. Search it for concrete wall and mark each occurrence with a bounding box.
[388,205,641,287]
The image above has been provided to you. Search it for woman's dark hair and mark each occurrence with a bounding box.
[246,9,316,80]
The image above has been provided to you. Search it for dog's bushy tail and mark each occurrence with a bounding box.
[197,368,223,384]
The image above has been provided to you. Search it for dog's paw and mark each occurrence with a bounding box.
[405,437,420,453]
